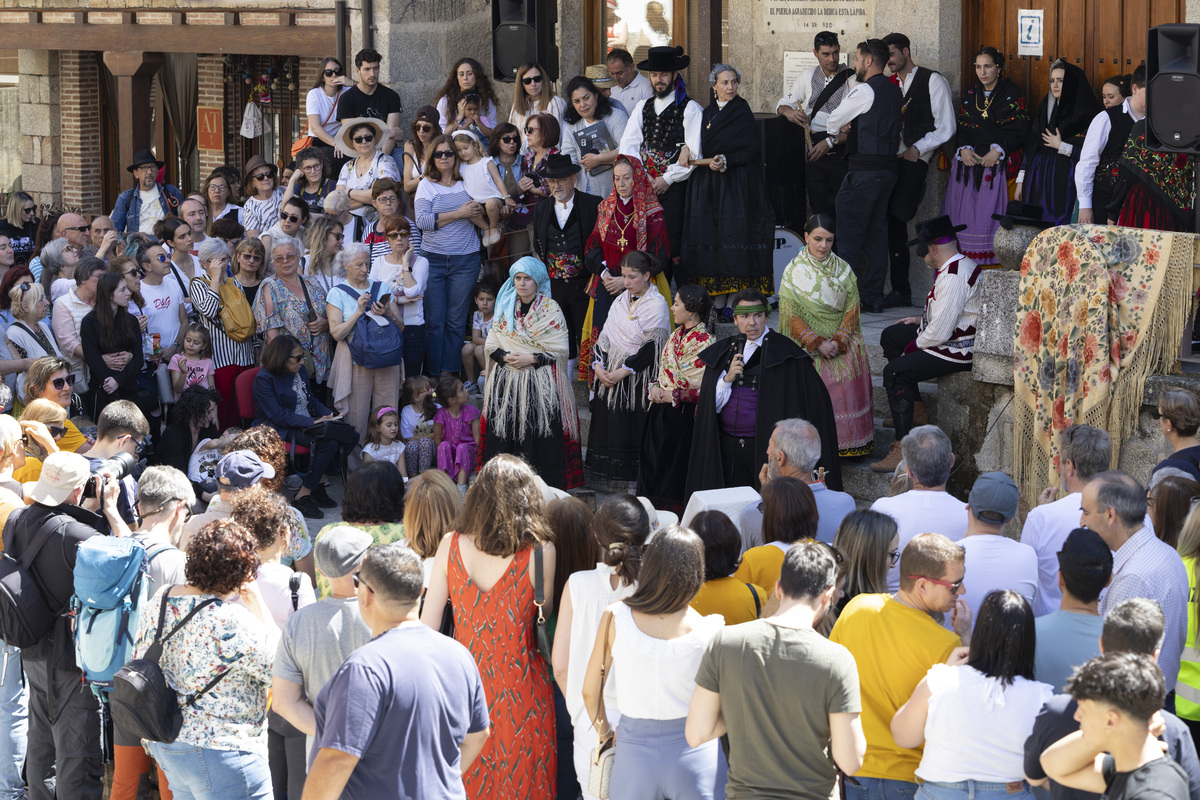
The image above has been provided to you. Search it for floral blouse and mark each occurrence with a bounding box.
[519,146,561,198]
[134,589,280,758]
[252,275,333,383]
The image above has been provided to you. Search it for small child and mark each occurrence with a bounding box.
[454,92,488,143]
[433,375,481,494]
[362,406,409,480]
[188,427,242,502]
[453,130,513,248]
[168,323,215,400]
[400,375,438,476]
[461,278,498,394]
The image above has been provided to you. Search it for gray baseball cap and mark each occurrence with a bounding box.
[968,472,1020,524]
[315,526,374,579]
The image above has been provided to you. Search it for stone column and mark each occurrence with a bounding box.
[102,51,164,187]
[18,50,61,207]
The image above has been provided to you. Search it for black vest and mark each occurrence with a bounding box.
[641,98,687,153]
[900,68,939,148]
[846,73,902,171]
[1099,105,1136,166]
[547,206,585,257]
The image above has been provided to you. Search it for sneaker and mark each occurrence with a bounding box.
[463,380,477,395]
[293,494,325,520]
[869,441,904,473]
[311,483,338,509]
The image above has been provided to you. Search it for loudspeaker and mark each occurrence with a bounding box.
[494,23,538,81]
[492,0,558,82]
[1146,24,1200,153]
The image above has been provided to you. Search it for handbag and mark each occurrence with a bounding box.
[587,609,617,799]
[218,281,256,343]
[532,544,552,665]
[336,282,404,370]
[291,99,339,157]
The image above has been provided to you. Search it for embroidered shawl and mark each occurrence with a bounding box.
[594,156,664,256]
[654,323,713,405]
[1118,119,1196,228]
[778,248,868,383]
[594,284,670,411]
[956,77,1030,186]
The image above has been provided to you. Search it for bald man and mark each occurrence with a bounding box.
[179,197,208,250]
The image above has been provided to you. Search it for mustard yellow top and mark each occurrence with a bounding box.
[733,544,787,595]
[690,576,767,626]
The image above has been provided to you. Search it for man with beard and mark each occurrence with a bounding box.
[618,45,702,278]
[110,150,183,235]
[686,289,842,496]
[335,48,403,156]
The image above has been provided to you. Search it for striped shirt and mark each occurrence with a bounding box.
[414,179,479,256]
[189,278,256,370]
[363,215,422,263]
[243,187,286,234]
[916,253,982,363]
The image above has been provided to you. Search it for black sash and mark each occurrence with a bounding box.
[808,69,852,120]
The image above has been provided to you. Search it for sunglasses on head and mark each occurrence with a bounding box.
[815,31,839,45]
[323,68,344,77]
[353,134,375,144]
[51,374,77,390]
[500,135,520,144]
[522,75,543,85]
[279,212,302,224]
[433,150,455,159]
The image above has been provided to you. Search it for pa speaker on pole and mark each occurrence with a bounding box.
[1146,24,1200,154]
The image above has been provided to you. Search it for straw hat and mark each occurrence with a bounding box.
[585,65,616,88]
[338,117,388,157]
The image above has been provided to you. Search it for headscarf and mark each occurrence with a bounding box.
[595,155,663,253]
[1039,60,1098,141]
[495,256,551,329]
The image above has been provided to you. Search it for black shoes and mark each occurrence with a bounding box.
[311,483,338,509]
[293,495,324,519]
[862,301,885,314]
[882,291,914,309]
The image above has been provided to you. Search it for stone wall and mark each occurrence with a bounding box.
[17,49,60,207]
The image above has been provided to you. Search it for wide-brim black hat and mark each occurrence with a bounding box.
[543,153,581,179]
[637,46,690,72]
[992,201,1051,230]
[907,214,968,248]
[126,149,164,173]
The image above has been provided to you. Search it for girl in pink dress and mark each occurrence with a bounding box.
[433,375,481,492]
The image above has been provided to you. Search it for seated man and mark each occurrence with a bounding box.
[873,215,981,473]
[686,288,841,494]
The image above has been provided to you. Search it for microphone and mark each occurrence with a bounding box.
[730,333,747,363]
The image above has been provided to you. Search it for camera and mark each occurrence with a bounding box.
[82,452,138,499]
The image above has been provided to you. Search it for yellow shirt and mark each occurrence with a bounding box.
[13,457,41,485]
[13,421,88,486]
[59,420,88,453]
[829,593,961,781]
[690,576,767,626]
[733,544,787,594]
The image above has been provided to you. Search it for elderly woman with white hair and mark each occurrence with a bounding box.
[326,241,404,443]
[38,237,80,302]
[252,236,333,388]
[5,280,59,402]
[191,237,258,429]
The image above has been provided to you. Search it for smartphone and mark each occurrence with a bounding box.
[379,293,391,305]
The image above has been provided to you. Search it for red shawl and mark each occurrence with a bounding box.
[588,155,670,275]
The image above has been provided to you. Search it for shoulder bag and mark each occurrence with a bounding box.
[587,608,617,799]
[218,280,256,343]
[292,97,338,158]
[532,543,552,665]
[335,281,404,370]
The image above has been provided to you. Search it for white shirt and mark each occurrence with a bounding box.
[618,95,703,186]
[554,194,575,229]
[714,328,768,413]
[140,278,186,352]
[776,66,857,134]
[826,80,877,139]
[894,67,957,160]
[959,533,1040,631]
[1020,492,1083,616]
[138,187,163,234]
[563,565,637,725]
[1074,98,1145,210]
[871,489,968,592]
[610,71,653,117]
[369,253,430,326]
[305,86,345,140]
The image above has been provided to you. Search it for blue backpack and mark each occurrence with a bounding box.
[71,537,168,698]
[336,281,404,370]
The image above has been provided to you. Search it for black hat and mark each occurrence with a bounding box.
[543,153,581,179]
[906,215,968,248]
[637,46,690,73]
[126,149,164,173]
[992,201,1051,230]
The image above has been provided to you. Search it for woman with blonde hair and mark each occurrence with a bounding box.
[422,453,557,799]
[4,281,55,400]
[403,469,463,584]
[510,62,567,148]
[833,509,899,613]
[14,397,67,485]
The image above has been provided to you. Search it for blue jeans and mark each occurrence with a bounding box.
[917,779,1034,800]
[423,251,480,375]
[403,323,426,379]
[0,645,26,800]
[845,776,919,800]
[144,740,271,800]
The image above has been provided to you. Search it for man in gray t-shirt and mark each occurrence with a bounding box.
[687,540,865,800]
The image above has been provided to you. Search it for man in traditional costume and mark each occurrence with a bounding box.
[686,288,842,496]
[1077,64,1145,225]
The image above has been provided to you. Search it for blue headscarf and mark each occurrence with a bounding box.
[495,256,552,329]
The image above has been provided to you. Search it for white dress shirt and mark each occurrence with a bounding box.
[825,81,875,139]
[776,66,857,135]
[1074,98,1144,210]
[894,66,957,161]
[713,329,767,412]
[554,194,575,228]
[618,95,703,185]
[610,71,654,117]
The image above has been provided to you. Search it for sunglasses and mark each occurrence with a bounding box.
[252,172,273,182]
[279,212,302,224]
[353,134,375,144]
[240,253,263,262]
[815,32,839,45]
[500,135,520,144]
[522,75,543,85]
[525,126,539,134]
[155,254,170,263]
[888,549,901,567]
[415,123,435,133]
[352,572,375,593]
[331,233,345,241]
[908,574,964,592]
[323,68,344,77]
[433,150,455,159]
[124,268,147,279]
[1152,410,1166,420]
[51,374,77,390]
[387,232,410,239]
[22,207,34,214]
[48,425,67,439]
[64,225,89,233]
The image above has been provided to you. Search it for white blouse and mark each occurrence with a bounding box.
[563,564,637,726]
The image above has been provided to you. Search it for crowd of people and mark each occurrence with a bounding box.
[0,24,1192,800]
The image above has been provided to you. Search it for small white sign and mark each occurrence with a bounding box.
[1017,9,1044,57]
[784,51,820,93]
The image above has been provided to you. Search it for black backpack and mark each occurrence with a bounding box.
[0,514,70,648]
[110,590,242,743]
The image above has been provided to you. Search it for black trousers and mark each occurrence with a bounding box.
[719,433,760,490]
[805,149,848,219]
[886,158,930,299]
[659,181,688,282]
[551,275,590,359]
[881,322,970,438]
[835,168,898,307]
[25,657,103,800]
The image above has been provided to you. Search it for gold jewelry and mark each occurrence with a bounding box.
[975,86,997,119]
[613,214,635,249]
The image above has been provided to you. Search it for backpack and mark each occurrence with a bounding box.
[336,281,404,370]
[110,590,242,743]
[219,281,256,343]
[0,514,70,648]
[71,538,170,697]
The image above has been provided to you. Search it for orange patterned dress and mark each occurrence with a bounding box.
[449,534,556,799]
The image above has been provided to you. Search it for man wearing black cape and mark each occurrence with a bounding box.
[685,288,842,496]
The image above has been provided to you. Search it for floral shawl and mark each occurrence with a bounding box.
[595,155,664,256]
[1118,119,1196,229]
[1013,225,1193,504]
[594,284,670,411]
[654,323,713,405]
[779,248,868,383]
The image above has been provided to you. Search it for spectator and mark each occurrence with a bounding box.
[581,525,724,800]
[304,215,344,296]
[180,448,274,549]
[688,540,865,799]
[0,264,33,328]
[1176,507,1200,740]
[242,156,287,238]
[436,57,500,137]
[559,74,630,199]
[203,169,244,228]
[37,237,78,301]
[191,237,257,430]
[14,398,69,485]
[252,238,334,389]
[369,215,429,379]
[136,239,189,368]
[304,59,350,166]
[690,509,766,625]
[137,520,280,800]
[830,533,969,800]
[0,417,25,800]
[51,256,107,403]
[80,273,146,420]
[519,112,561,204]
[6,451,108,800]
[1082,470,1189,692]
[154,384,220,484]
[552,494,648,800]
[1033,529,1112,692]
[307,543,490,799]
[737,418,857,550]
[870,425,967,591]
[891,590,1052,800]
[1027,598,1200,800]
[0,413,25,500]
[421,454,557,799]
[403,105,442,202]
[5,279,57,400]
[111,149,182,234]
[959,472,1038,631]
[232,237,267,310]
[155,216,201,283]
[179,197,209,251]
[0,235,12,283]
[0,191,38,264]
[1147,472,1200,548]
[734,476,818,594]
[833,509,899,613]
[401,468,463,586]
[510,62,568,147]
[30,212,88,282]
[1152,388,1200,484]
[283,147,338,217]
[1022,424,1112,616]
[83,399,149,528]
[606,48,654,116]
[335,120,401,224]
[335,48,403,155]
[313,460,408,595]
[360,178,422,260]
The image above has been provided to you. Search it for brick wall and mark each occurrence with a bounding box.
[17,49,60,207]
[59,50,102,214]
[197,54,225,180]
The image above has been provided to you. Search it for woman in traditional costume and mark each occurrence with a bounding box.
[637,284,714,513]
[681,63,775,310]
[479,256,583,490]
[779,214,873,457]
[580,155,671,382]
[1111,119,1197,231]
[1014,60,1097,226]
[943,46,1030,265]
[585,251,670,489]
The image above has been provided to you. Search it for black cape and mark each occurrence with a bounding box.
[684,330,842,497]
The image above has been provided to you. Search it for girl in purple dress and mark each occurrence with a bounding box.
[433,375,481,492]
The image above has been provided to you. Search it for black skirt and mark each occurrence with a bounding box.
[680,163,776,285]
[585,394,649,483]
[636,401,699,514]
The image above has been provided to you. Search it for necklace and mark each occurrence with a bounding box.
[613,212,635,249]
[627,293,642,320]
[706,100,729,130]
[975,85,998,119]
